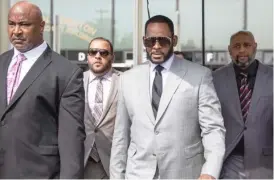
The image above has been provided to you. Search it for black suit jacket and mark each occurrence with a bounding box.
[0,46,86,178]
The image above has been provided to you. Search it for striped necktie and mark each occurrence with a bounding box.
[90,77,104,162]
[152,65,164,117]
[239,72,252,121]
[92,77,103,124]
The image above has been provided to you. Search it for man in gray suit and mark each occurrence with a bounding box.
[83,37,121,179]
[213,30,273,179]
[0,1,85,178]
[110,15,225,179]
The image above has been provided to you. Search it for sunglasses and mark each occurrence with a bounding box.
[88,48,111,57]
[143,36,172,48]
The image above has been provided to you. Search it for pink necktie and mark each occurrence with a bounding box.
[7,53,27,104]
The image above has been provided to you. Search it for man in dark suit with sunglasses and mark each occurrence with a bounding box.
[110,15,225,179]
[83,37,121,179]
[0,1,85,178]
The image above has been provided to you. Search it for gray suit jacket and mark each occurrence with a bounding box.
[110,57,226,179]
[213,61,273,179]
[83,68,121,176]
[0,47,85,178]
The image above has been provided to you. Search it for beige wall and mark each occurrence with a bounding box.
[0,0,10,54]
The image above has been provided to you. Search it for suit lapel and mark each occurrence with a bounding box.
[225,63,244,125]
[97,69,120,127]
[4,47,52,115]
[139,63,155,125]
[0,50,14,111]
[155,58,186,123]
[245,62,267,125]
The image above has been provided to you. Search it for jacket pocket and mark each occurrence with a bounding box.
[184,140,203,159]
[39,145,59,155]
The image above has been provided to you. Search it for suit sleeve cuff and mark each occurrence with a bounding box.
[201,154,224,179]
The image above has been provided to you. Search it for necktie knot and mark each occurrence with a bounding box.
[240,72,248,78]
[96,76,104,82]
[155,65,164,73]
[240,72,248,84]
[17,53,27,63]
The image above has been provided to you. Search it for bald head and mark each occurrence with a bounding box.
[8,1,45,52]
[230,30,256,45]
[9,1,43,22]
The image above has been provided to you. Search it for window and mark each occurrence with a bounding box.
[10,0,134,65]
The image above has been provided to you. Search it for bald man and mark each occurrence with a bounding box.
[0,1,85,178]
[213,30,273,179]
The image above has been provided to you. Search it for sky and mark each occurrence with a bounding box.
[10,0,273,50]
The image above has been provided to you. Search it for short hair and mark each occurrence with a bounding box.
[144,15,174,36]
[88,37,114,54]
[230,30,256,44]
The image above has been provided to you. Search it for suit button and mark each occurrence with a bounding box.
[94,128,98,133]
[244,127,247,130]
[153,153,156,156]
[155,131,159,135]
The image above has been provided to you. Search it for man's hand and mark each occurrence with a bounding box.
[198,174,216,180]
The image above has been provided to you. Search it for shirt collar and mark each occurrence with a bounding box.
[89,69,113,84]
[150,54,175,72]
[13,41,48,60]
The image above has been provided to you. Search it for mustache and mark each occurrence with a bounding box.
[93,61,103,65]
[12,37,25,41]
[151,51,164,55]
[236,55,252,61]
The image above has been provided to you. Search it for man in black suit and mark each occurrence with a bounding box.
[0,1,85,178]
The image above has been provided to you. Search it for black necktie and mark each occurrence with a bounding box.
[152,65,164,117]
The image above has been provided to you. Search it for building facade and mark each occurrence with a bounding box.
[0,0,273,70]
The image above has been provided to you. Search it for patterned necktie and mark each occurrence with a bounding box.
[152,65,164,117]
[239,72,252,121]
[92,77,103,124]
[90,77,104,162]
[7,53,27,104]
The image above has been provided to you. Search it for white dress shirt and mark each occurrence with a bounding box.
[149,54,174,99]
[88,70,113,112]
[8,41,48,84]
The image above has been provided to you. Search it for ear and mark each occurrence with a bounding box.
[40,21,45,33]
[142,36,146,46]
[111,53,115,63]
[228,45,232,56]
[172,35,178,47]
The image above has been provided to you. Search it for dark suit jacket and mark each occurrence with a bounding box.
[213,61,273,179]
[0,46,86,178]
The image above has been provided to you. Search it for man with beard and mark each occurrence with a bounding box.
[110,15,225,179]
[83,37,121,179]
[213,31,273,179]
